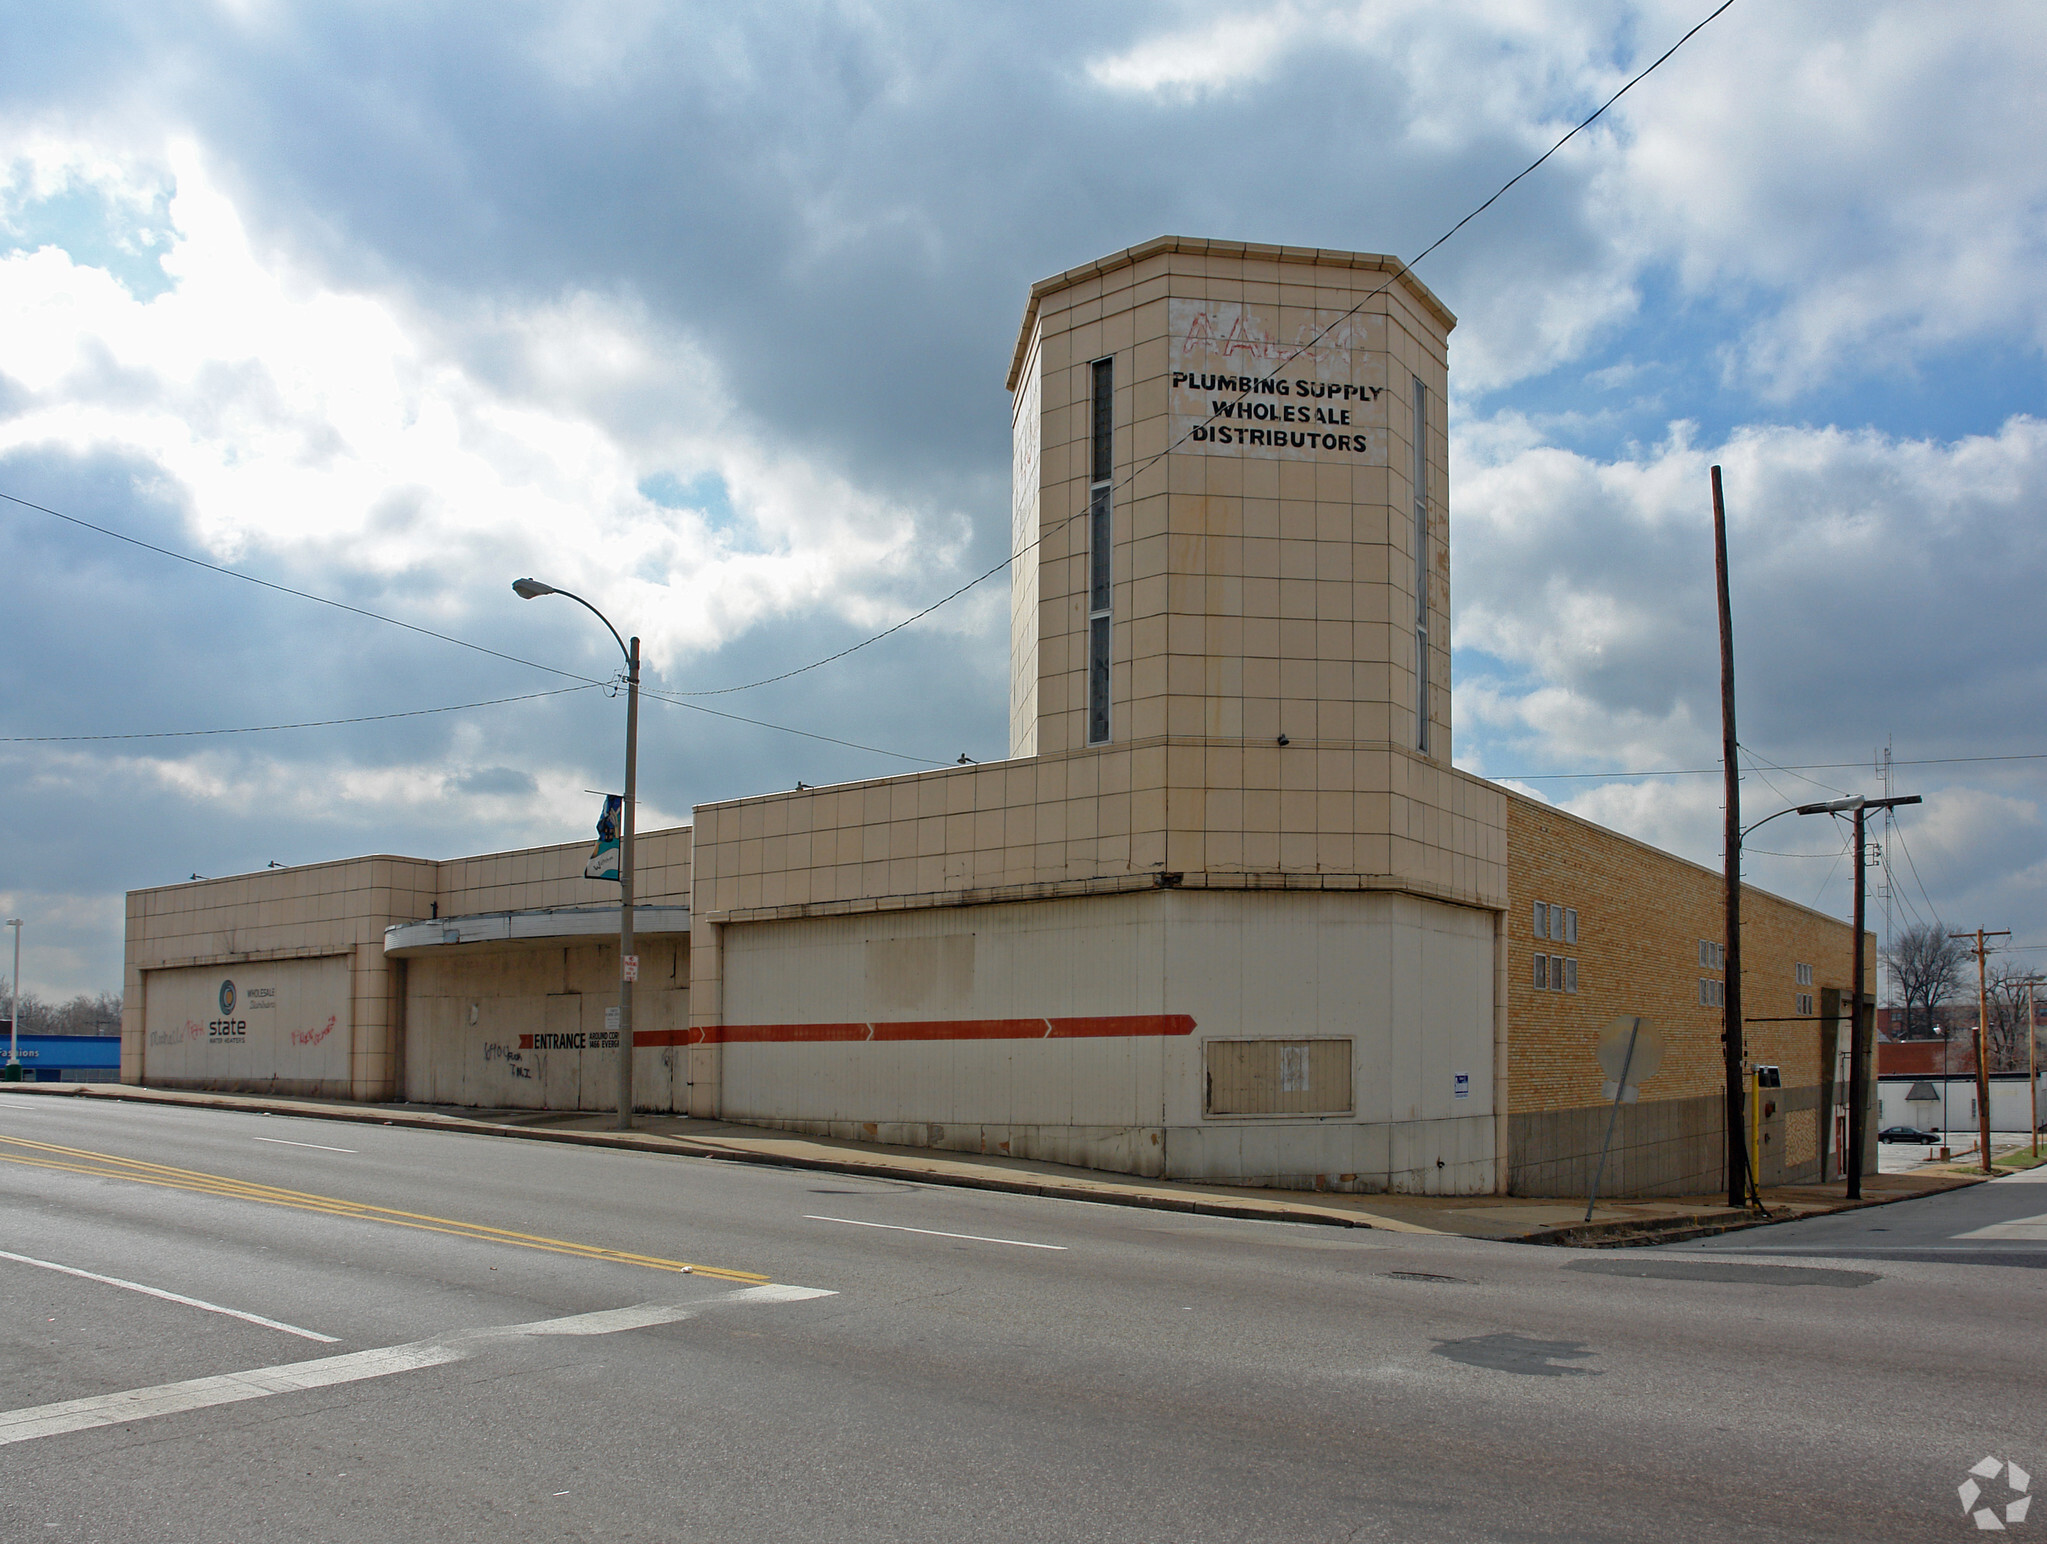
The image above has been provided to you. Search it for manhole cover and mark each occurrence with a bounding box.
[1564,1259,1877,1288]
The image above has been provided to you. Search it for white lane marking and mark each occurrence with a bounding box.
[252,1136,357,1154]
[0,1281,833,1448]
[0,1248,337,1343]
[804,1215,1067,1250]
[0,1342,459,1447]
[1956,1211,2047,1240]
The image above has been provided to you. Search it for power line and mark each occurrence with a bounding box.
[668,0,1739,700]
[0,489,600,688]
[1741,741,1851,799]
[1888,816,1946,925]
[1499,749,2047,780]
[4,489,959,767]
[0,686,602,743]
[637,685,950,766]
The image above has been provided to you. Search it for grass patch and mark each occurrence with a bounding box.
[1992,1144,2047,1172]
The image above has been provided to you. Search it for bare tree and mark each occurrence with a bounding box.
[1883,923,1969,1038]
[1986,964,2041,1074]
[0,985,123,1036]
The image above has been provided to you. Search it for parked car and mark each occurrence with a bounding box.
[1878,1125,1938,1144]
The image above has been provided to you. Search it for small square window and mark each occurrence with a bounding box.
[1564,958,1578,993]
[1534,955,1548,989]
[1533,900,1547,940]
[1564,908,1578,944]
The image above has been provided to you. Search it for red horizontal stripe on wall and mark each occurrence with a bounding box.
[690,1014,1199,1044]
[1047,1014,1196,1038]
[870,1018,1049,1041]
[632,1029,693,1048]
[706,1022,871,1044]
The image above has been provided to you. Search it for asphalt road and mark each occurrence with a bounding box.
[2,1096,2040,1543]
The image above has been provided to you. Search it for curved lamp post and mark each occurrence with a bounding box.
[513,578,640,1131]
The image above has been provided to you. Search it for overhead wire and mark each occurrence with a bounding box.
[0,1,1742,756]
[1888,817,1947,926]
[0,686,602,743]
[1498,749,2047,780]
[1,490,955,763]
[665,0,1740,699]
[0,489,600,688]
[1740,741,1851,799]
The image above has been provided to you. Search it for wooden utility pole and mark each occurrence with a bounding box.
[1951,927,2011,1174]
[1711,466,1747,1210]
[2031,980,2040,1162]
[1798,793,1918,1196]
[1848,803,1869,1199]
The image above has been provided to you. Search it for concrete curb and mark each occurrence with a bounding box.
[0,1082,1389,1233]
[12,1082,1974,1246]
[1525,1176,1990,1249]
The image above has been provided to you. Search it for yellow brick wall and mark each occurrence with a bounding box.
[1506,792,1870,1115]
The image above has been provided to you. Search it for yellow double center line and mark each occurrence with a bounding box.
[0,1133,767,1285]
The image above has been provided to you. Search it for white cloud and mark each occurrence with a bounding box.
[0,142,968,679]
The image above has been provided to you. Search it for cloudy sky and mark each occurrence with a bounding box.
[3,0,2044,1000]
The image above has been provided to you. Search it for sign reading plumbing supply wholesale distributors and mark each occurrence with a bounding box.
[1169,299,1390,464]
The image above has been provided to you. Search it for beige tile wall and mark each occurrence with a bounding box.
[123,826,693,1098]
[1016,238,1453,765]
[691,739,1505,923]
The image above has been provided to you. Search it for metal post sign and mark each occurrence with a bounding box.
[1596,1016,1665,1104]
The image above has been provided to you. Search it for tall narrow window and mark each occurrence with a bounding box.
[1088,357,1114,745]
[1412,377,1430,754]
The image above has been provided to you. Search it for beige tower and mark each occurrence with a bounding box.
[1008,236,1453,770]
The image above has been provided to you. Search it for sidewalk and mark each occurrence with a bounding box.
[1,1081,1986,1246]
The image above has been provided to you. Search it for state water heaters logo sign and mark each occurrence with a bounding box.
[1959,1456,2031,1530]
[1168,298,1392,465]
[208,978,247,1043]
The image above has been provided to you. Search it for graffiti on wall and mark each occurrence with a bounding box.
[483,1041,533,1080]
[290,1015,337,1049]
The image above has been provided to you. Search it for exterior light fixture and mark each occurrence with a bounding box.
[511,576,642,1131]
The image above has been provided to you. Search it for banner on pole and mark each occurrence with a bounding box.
[584,794,623,882]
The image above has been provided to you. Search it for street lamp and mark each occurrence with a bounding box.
[513,578,641,1131]
[5,918,20,1078]
[1792,794,1922,1198]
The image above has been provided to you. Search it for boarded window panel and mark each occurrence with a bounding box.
[1533,900,1547,940]
[1564,908,1578,944]
[1550,954,1565,991]
[1204,1038,1354,1116]
[1534,955,1548,990]
[1564,958,1578,993]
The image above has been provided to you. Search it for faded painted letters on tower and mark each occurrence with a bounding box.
[1169,299,1390,464]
